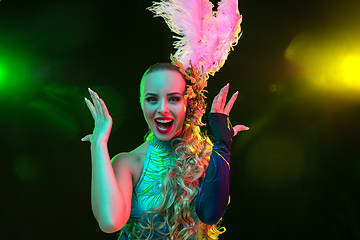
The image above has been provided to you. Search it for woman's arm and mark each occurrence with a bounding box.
[82,88,133,233]
[196,84,248,225]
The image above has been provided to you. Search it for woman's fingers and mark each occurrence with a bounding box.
[83,88,113,143]
[88,88,110,120]
[233,125,249,137]
[81,134,93,142]
[224,91,239,115]
[85,97,97,120]
[215,84,226,112]
[210,85,248,137]
[219,83,229,110]
[211,94,219,113]
[86,88,111,122]
[211,84,227,113]
[212,83,238,114]
[98,97,111,120]
[88,88,103,118]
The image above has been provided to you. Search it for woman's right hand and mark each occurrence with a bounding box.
[82,88,113,144]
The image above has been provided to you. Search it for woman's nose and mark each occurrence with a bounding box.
[157,100,169,114]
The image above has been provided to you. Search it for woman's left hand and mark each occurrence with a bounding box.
[211,83,249,136]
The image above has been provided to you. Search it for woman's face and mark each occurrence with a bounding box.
[141,70,187,141]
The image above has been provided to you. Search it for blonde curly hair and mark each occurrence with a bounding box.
[137,63,227,239]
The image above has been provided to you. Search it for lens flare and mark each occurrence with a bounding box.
[342,55,360,86]
[285,29,360,99]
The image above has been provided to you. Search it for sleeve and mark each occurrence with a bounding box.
[195,113,234,225]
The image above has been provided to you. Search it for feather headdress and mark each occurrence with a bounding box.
[148,0,242,76]
[148,0,242,126]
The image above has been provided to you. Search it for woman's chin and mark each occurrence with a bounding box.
[153,129,175,141]
[154,134,173,141]
[152,128,182,141]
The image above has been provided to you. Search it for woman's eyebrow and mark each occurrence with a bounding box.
[145,93,158,97]
[145,92,182,97]
[167,92,182,96]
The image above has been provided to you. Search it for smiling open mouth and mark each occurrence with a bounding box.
[155,119,174,133]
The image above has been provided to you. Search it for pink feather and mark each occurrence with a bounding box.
[148,0,242,76]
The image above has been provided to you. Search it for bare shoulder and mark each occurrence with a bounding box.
[111,141,150,186]
[111,141,150,166]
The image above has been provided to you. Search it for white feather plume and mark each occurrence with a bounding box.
[148,0,242,76]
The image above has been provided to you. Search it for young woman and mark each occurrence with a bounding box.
[82,62,248,239]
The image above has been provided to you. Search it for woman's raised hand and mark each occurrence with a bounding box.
[211,83,249,136]
[81,88,113,144]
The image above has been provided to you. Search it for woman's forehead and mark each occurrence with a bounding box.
[143,70,186,93]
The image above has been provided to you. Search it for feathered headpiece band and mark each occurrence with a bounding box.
[148,0,242,126]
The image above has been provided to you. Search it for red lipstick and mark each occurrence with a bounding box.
[154,117,174,134]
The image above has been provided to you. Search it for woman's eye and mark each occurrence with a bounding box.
[146,97,157,103]
[169,97,181,103]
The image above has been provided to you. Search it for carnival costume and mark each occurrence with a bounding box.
[119,0,242,238]
[118,113,234,239]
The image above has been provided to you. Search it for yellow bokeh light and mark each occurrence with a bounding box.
[342,55,360,86]
[285,28,360,98]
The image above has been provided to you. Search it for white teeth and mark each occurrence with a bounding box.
[156,119,172,123]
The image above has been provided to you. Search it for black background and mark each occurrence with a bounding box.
[1,0,360,239]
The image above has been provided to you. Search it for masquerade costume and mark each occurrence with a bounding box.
[118,113,234,239]
[119,0,242,238]
[118,136,177,239]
